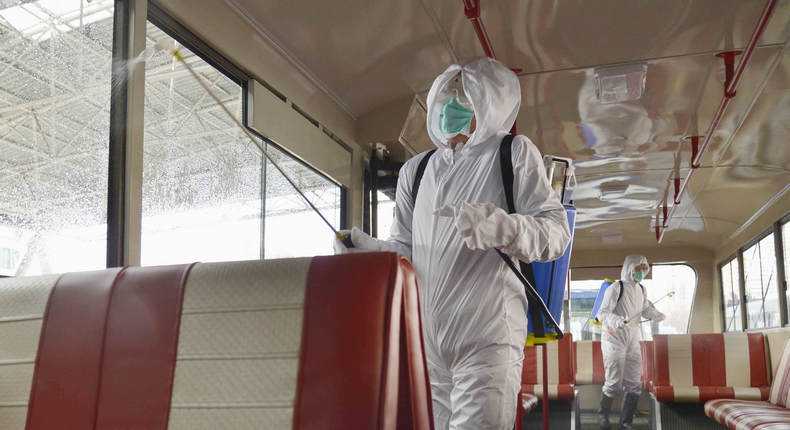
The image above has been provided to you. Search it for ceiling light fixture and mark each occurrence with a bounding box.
[594,62,648,104]
[602,232,623,245]
[598,182,629,201]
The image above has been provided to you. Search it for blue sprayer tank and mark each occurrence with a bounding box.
[526,205,576,345]
[589,278,616,321]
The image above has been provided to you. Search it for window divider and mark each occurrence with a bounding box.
[108,0,146,267]
[736,248,748,331]
[718,256,736,332]
[775,221,789,326]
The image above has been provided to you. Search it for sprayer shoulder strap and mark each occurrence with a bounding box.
[616,281,646,304]
[411,149,437,202]
[409,137,544,337]
[500,134,545,338]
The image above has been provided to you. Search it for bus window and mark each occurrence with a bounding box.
[376,191,396,241]
[742,233,781,329]
[570,264,697,341]
[140,21,341,265]
[720,257,743,332]
[783,221,790,323]
[141,22,262,266]
[0,0,115,276]
[568,279,603,340]
[641,265,696,339]
[262,144,342,259]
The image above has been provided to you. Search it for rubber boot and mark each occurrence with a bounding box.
[619,392,640,430]
[598,393,614,430]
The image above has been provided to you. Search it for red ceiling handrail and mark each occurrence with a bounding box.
[659,0,779,240]
[462,0,496,59]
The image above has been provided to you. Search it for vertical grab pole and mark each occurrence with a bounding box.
[542,344,549,430]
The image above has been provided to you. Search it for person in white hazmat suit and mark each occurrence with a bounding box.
[596,255,665,430]
[334,57,570,429]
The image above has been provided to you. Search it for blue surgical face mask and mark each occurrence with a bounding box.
[633,272,646,282]
[439,90,474,138]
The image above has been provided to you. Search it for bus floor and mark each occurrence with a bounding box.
[578,411,650,430]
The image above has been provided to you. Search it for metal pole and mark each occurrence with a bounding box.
[371,152,379,238]
[542,344,549,430]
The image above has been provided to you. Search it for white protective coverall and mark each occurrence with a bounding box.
[597,255,665,398]
[341,58,570,429]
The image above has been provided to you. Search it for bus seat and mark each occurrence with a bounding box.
[0,253,432,430]
[0,274,61,430]
[521,334,575,401]
[573,340,604,385]
[705,338,790,430]
[652,333,770,403]
[763,328,790,380]
[522,393,539,413]
[572,340,652,388]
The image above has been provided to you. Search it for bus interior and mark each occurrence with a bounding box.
[1,1,790,429]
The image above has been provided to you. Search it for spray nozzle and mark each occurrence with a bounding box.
[153,39,176,54]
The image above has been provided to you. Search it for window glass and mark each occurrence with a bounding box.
[376,191,395,241]
[720,258,743,332]
[0,0,114,276]
[642,265,696,339]
[263,144,341,259]
[783,222,790,321]
[569,279,603,340]
[570,264,697,340]
[743,233,780,329]
[141,23,262,265]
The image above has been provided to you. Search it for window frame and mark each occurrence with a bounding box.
[107,3,345,265]
[716,217,790,332]
[740,228,781,330]
[569,263,698,340]
[718,253,742,332]
[777,216,790,326]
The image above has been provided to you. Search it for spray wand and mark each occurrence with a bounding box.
[590,291,674,332]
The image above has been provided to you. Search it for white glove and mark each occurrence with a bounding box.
[612,317,626,330]
[332,227,382,254]
[435,201,518,251]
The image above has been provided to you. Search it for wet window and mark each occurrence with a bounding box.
[262,144,341,259]
[141,23,260,265]
[0,0,114,276]
[141,21,340,265]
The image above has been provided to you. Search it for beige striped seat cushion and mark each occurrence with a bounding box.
[703,339,790,430]
[0,275,59,430]
[168,259,311,430]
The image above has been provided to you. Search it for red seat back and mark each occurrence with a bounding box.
[521,334,575,400]
[573,340,604,385]
[652,333,769,402]
[4,253,432,430]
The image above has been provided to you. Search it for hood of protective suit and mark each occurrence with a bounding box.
[621,254,649,282]
[426,57,521,149]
